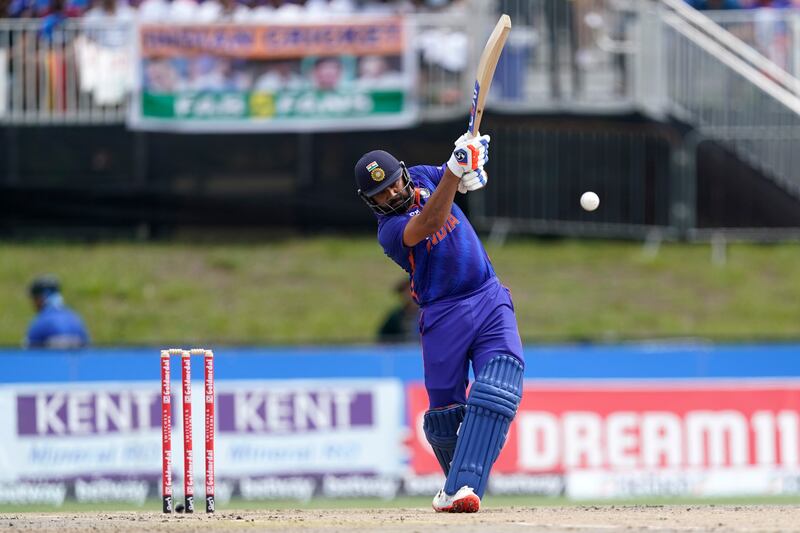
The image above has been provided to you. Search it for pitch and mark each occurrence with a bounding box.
[4,505,800,532]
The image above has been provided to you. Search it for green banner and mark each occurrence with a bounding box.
[141,90,405,120]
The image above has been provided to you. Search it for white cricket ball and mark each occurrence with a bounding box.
[580,191,600,211]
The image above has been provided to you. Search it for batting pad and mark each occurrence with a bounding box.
[423,404,466,476]
[444,354,523,498]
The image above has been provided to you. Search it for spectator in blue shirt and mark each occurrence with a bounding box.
[39,0,67,42]
[25,275,89,349]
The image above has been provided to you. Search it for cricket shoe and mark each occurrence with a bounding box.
[431,485,480,513]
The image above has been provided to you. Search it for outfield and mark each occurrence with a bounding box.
[2,238,800,345]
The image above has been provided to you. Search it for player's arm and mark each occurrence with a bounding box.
[402,168,461,247]
[402,134,490,247]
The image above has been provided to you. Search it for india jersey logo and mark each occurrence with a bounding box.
[366,161,385,182]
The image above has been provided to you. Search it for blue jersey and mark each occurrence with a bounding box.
[26,302,89,349]
[377,164,495,307]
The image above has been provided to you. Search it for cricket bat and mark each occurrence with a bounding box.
[468,14,512,137]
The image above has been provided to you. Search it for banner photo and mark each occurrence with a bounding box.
[0,379,404,504]
[128,19,417,132]
[406,381,800,499]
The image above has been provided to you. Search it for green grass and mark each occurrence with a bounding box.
[1,237,800,345]
[1,495,799,513]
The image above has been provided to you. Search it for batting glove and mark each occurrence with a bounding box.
[446,134,490,178]
[458,167,489,194]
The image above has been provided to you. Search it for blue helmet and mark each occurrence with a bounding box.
[355,150,415,215]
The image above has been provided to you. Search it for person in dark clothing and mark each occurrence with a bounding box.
[377,278,419,343]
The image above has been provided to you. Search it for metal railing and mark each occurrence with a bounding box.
[704,8,800,80]
[488,0,637,112]
[0,15,479,125]
[0,2,640,125]
[660,0,800,202]
[0,19,131,124]
[413,11,475,122]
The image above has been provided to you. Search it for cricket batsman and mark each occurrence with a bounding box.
[354,132,524,513]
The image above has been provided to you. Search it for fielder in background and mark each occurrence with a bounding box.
[25,275,90,349]
[355,133,524,513]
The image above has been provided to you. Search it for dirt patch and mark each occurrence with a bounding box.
[3,505,800,533]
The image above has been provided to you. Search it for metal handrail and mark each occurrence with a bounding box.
[660,0,800,200]
[661,0,800,95]
[663,12,800,117]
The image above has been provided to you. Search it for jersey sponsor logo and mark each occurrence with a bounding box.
[425,214,460,252]
[418,188,430,200]
[408,208,420,217]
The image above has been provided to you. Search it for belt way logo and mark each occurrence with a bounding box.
[407,381,800,497]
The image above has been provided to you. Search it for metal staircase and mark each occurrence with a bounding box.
[651,0,800,200]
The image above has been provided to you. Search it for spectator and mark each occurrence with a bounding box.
[195,0,250,22]
[5,0,26,17]
[7,0,456,19]
[25,275,90,349]
[377,278,419,344]
[168,0,199,22]
[544,0,580,99]
[39,0,71,111]
[136,0,169,21]
[360,0,408,15]
[272,0,304,20]
[40,0,68,43]
[328,0,355,15]
[66,0,90,16]
[250,0,273,20]
[83,0,134,23]
[83,0,134,48]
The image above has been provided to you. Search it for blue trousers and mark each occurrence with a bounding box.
[420,276,524,409]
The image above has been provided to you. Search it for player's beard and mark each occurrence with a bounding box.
[387,187,412,213]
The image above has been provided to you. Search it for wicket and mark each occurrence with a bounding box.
[160,348,215,514]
